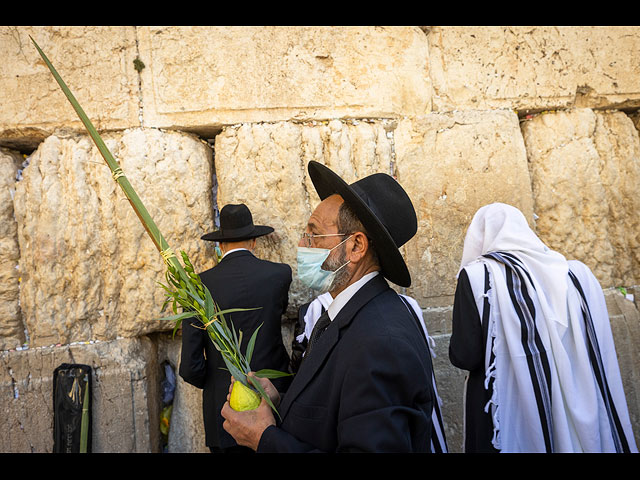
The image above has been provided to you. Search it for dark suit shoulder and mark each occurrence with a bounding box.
[255,256,292,276]
[248,256,293,285]
[198,252,289,275]
[362,290,418,338]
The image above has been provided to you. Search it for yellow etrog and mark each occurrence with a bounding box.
[230,380,261,411]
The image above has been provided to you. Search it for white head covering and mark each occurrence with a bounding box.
[459,203,637,453]
[459,202,570,327]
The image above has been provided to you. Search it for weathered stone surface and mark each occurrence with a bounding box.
[137,26,431,131]
[0,336,161,453]
[214,119,396,310]
[394,110,535,306]
[605,288,640,446]
[522,108,640,288]
[215,112,537,309]
[430,331,465,453]
[13,129,216,347]
[5,26,640,151]
[0,26,140,150]
[428,26,640,113]
[0,148,24,350]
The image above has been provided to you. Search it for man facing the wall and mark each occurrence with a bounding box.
[179,203,292,453]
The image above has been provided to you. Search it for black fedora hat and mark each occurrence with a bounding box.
[201,204,274,242]
[307,161,417,287]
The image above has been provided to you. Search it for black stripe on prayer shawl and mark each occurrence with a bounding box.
[482,265,496,401]
[398,295,449,453]
[431,385,449,453]
[568,270,630,453]
[483,252,555,452]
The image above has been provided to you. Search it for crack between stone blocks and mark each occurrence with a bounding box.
[383,119,398,178]
[297,126,312,215]
[8,367,19,399]
[133,27,145,129]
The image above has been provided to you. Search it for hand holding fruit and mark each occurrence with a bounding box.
[222,374,277,450]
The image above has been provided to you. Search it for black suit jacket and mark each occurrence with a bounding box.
[179,250,292,449]
[257,274,435,453]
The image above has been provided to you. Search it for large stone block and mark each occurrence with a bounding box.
[0,148,24,350]
[13,128,216,347]
[522,108,640,288]
[0,26,140,150]
[0,336,161,453]
[213,119,396,310]
[394,110,535,306]
[137,26,431,131]
[428,26,640,113]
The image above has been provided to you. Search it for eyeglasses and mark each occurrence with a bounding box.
[300,232,348,248]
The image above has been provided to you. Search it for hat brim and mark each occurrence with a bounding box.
[201,225,274,242]
[308,162,412,287]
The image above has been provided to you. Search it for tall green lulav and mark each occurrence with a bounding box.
[31,37,289,415]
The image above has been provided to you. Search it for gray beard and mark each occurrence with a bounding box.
[322,244,351,292]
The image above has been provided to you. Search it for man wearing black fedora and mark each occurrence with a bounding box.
[221,162,436,452]
[179,203,293,453]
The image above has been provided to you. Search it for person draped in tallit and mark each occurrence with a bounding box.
[292,292,449,453]
[449,202,638,453]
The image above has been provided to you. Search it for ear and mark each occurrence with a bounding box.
[346,232,369,264]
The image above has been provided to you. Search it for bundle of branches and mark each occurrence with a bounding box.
[31,37,288,413]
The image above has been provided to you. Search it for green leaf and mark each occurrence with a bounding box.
[171,320,181,339]
[254,369,294,379]
[155,311,196,323]
[203,285,215,319]
[222,356,248,386]
[211,307,261,318]
[184,288,205,309]
[229,317,240,349]
[245,323,263,365]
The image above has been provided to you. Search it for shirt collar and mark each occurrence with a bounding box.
[221,248,251,259]
[327,271,379,321]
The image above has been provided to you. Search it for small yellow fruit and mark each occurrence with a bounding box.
[230,380,261,411]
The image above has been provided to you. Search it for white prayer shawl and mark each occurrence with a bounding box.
[460,203,637,453]
[298,292,449,453]
[296,292,333,345]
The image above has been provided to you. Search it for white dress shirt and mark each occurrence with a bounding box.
[326,271,379,321]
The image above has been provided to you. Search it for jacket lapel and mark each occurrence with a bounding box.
[278,274,390,419]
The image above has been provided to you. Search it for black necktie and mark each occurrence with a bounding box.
[305,311,331,357]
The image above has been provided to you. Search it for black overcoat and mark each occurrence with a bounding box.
[257,274,434,452]
[179,250,292,449]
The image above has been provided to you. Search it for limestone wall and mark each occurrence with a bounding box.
[1,26,639,453]
[13,129,216,347]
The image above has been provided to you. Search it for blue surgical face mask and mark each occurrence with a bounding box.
[296,236,351,292]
